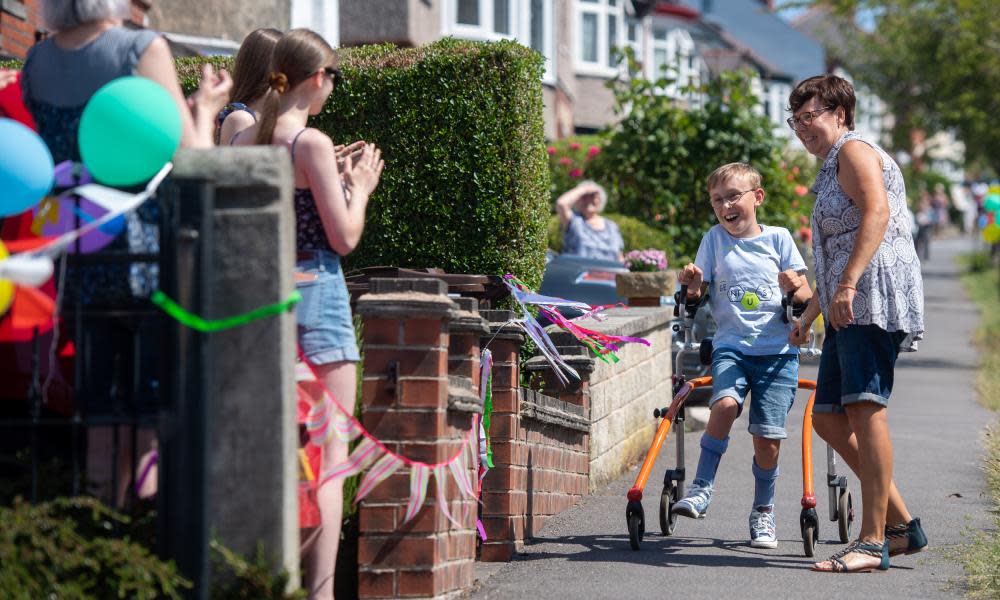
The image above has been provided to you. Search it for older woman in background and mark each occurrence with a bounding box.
[555,180,624,263]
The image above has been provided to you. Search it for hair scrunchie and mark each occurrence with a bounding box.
[269,72,289,93]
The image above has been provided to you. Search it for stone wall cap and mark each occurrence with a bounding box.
[578,307,674,339]
[449,312,490,335]
[356,291,457,318]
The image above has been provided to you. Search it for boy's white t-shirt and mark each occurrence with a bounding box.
[694,224,807,356]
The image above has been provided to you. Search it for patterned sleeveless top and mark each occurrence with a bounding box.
[289,129,339,253]
[810,131,924,350]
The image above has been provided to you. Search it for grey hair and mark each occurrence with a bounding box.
[42,0,131,30]
[580,180,608,212]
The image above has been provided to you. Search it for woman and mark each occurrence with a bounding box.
[216,27,282,145]
[555,180,624,263]
[13,0,230,504]
[232,29,383,599]
[784,74,927,572]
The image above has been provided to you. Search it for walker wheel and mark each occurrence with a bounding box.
[802,524,817,557]
[627,502,645,551]
[659,484,678,536]
[837,489,854,543]
[800,507,819,557]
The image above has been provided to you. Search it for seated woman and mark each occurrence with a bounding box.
[555,180,624,263]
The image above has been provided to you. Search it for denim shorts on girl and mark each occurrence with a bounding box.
[710,347,799,439]
[814,324,908,413]
[295,249,360,365]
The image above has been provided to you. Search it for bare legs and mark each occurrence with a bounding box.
[812,404,911,569]
[303,360,357,600]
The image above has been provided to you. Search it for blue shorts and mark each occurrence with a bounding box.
[710,348,799,439]
[295,250,360,365]
[814,324,907,413]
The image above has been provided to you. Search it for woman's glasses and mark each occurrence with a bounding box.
[786,106,834,131]
[322,67,343,88]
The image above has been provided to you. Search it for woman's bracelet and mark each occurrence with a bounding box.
[837,283,856,291]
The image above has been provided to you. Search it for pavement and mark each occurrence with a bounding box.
[467,235,994,600]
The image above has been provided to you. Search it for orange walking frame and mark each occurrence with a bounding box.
[624,288,854,556]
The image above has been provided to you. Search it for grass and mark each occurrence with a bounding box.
[956,251,1000,598]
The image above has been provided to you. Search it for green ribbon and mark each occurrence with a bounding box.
[482,368,494,469]
[151,289,302,332]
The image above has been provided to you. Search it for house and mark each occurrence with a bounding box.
[1,0,150,59]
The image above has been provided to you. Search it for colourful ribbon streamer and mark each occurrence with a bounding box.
[150,289,302,333]
[480,349,495,469]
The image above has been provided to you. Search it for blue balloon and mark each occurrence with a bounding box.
[0,118,54,217]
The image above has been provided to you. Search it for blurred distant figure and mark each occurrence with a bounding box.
[555,180,624,263]
[931,183,950,236]
[914,195,934,260]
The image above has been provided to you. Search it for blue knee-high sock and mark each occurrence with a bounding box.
[693,434,729,486]
[752,458,779,509]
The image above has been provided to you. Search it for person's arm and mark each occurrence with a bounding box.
[219,108,255,146]
[555,183,592,228]
[0,69,15,92]
[299,131,383,255]
[829,140,890,329]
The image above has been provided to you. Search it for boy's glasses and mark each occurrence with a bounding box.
[710,189,755,208]
[786,106,834,131]
[322,67,343,88]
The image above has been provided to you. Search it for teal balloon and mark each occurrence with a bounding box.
[985,194,1000,214]
[0,118,54,217]
[78,77,181,186]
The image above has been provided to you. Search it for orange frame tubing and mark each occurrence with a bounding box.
[627,376,712,501]
[799,379,818,509]
[627,376,821,506]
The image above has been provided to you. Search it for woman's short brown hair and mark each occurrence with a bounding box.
[788,74,856,131]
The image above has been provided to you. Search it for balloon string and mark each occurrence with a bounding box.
[150,289,301,332]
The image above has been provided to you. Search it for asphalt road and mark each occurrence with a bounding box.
[468,236,994,600]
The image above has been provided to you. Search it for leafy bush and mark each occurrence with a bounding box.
[546,134,606,201]
[547,213,672,256]
[177,38,550,288]
[582,62,816,263]
[0,497,189,599]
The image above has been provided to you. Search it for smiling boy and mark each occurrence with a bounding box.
[671,162,811,549]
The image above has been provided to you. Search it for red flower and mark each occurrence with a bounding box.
[654,213,663,222]
[547,146,557,155]
[795,184,809,197]
[587,145,601,159]
[558,157,572,166]
[569,168,583,178]
[569,142,581,151]
[799,214,809,225]
[792,166,800,175]
[791,199,800,209]
[786,173,796,182]
[798,226,812,243]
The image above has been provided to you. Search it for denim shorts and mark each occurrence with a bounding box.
[295,249,360,366]
[814,324,907,413]
[710,347,799,439]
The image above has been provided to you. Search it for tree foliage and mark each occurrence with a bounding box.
[825,0,1000,172]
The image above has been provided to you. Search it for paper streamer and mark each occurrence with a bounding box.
[318,437,380,486]
[403,465,430,524]
[434,465,462,529]
[448,444,476,500]
[151,289,301,333]
[354,452,405,503]
[480,349,495,469]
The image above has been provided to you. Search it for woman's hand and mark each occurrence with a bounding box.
[192,64,232,121]
[334,140,365,171]
[827,285,856,330]
[0,69,16,92]
[342,143,384,201]
[788,293,821,345]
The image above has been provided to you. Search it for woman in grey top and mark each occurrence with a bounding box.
[784,75,927,573]
[555,180,624,263]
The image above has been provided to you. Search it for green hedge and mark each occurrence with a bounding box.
[176,38,550,288]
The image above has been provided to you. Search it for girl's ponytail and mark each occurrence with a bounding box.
[254,75,285,145]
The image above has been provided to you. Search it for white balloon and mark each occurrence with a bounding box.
[0,254,55,287]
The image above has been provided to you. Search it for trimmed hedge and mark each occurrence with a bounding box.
[176,38,550,287]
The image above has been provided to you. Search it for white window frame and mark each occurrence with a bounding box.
[575,0,626,78]
[442,0,556,84]
[291,0,339,48]
[624,16,645,76]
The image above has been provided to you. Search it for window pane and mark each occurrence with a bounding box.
[494,0,510,34]
[582,13,598,62]
[609,0,618,5]
[653,48,667,75]
[457,0,479,25]
[580,0,599,3]
[607,14,618,66]
[530,0,545,52]
[653,26,667,41]
[626,20,638,42]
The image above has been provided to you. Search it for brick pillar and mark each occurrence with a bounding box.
[356,278,478,599]
[477,310,526,561]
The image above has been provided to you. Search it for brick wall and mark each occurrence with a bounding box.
[356,279,483,599]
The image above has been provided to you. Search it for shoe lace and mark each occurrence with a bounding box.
[751,511,774,533]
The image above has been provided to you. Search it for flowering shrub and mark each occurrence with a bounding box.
[624,249,668,272]
[546,134,606,202]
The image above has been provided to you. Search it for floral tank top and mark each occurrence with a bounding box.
[810,131,924,351]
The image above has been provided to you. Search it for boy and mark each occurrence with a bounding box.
[671,163,811,549]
